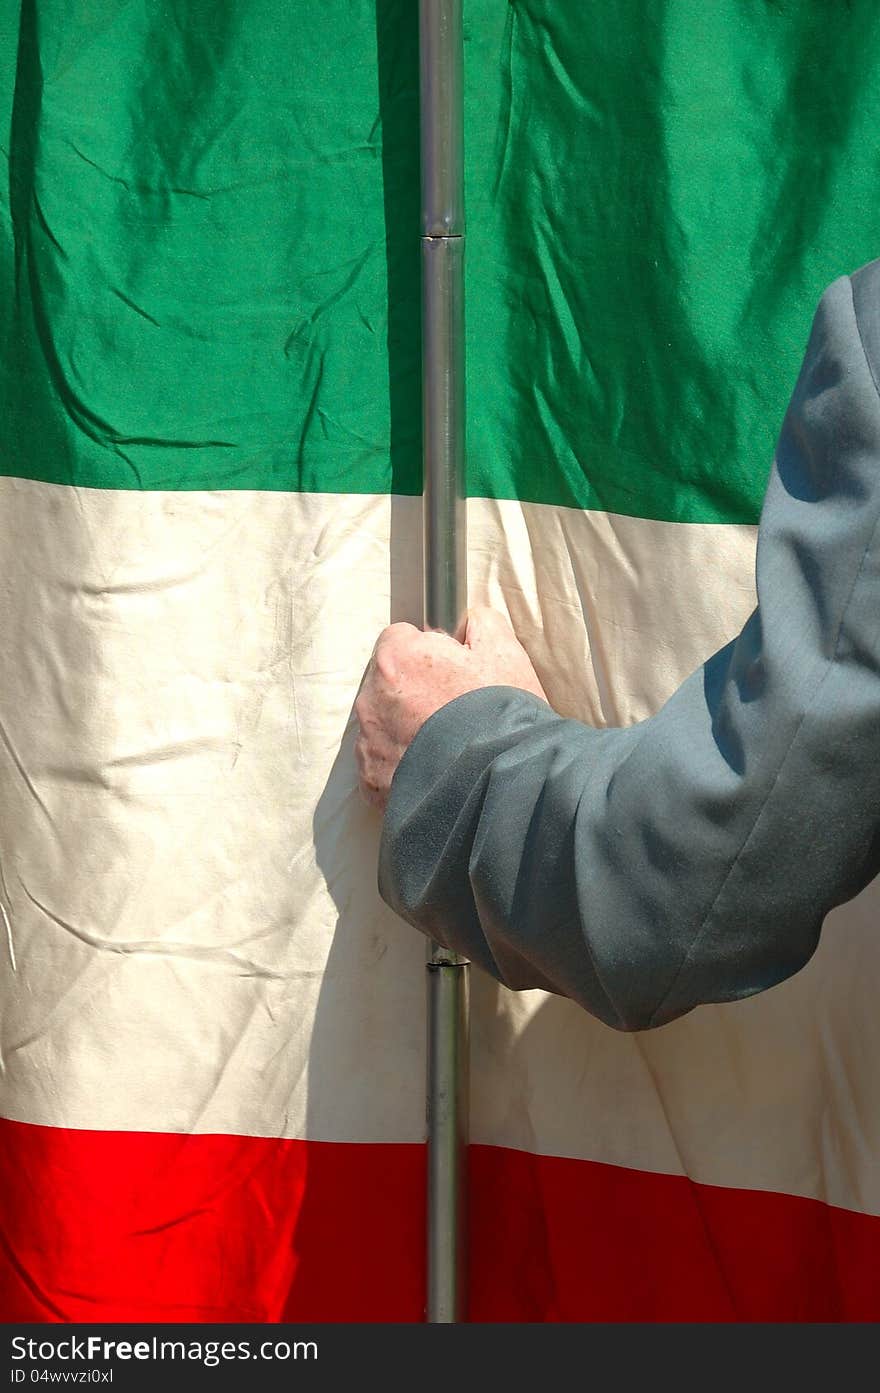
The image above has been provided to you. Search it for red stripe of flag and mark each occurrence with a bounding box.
[0,1118,876,1322]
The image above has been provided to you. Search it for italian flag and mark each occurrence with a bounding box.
[2,1,879,1322]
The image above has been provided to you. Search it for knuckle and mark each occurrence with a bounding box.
[375,621,415,656]
[375,646,401,683]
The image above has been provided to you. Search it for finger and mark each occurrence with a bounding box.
[353,731,369,778]
[357,762,388,811]
[463,605,517,650]
[354,644,380,703]
[353,692,372,732]
[373,620,431,684]
[357,777,386,811]
[368,622,415,680]
[376,621,420,654]
[355,739,385,808]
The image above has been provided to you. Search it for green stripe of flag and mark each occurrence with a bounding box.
[3,0,880,521]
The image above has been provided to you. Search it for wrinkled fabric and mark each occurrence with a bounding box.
[4,1,880,517]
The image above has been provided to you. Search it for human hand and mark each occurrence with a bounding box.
[354,606,548,811]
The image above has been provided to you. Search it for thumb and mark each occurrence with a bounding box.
[462,605,517,651]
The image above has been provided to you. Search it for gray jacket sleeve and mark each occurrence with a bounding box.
[378,263,880,1031]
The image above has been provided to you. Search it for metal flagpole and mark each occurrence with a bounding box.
[419,0,469,1325]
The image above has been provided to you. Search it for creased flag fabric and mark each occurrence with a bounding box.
[2,0,880,1322]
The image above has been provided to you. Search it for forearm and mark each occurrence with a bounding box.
[379,269,880,1030]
